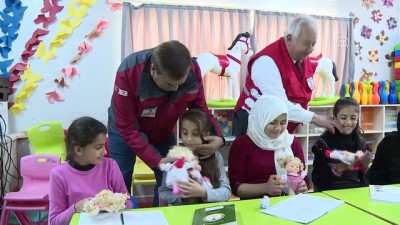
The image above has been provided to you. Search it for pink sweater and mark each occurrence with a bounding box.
[48,158,132,225]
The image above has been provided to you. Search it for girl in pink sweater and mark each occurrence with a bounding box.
[48,117,132,225]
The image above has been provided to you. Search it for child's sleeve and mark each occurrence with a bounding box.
[227,138,247,196]
[110,160,134,209]
[202,152,231,202]
[158,171,182,205]
[48,170,76,225]
[312,138,337,177]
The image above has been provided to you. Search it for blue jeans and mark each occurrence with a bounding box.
[108,131,176,207]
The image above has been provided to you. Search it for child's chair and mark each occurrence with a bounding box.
[26,121,66,161]
[0,154,61,225]
[131,156,156,193]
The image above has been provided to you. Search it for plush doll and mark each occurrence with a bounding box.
[279,156,307,195]
[160,146,201,195]
[83,189,129,216]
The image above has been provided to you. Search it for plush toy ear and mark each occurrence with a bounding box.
[174,157,185,168]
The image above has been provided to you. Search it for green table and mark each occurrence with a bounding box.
[70,192,390,225]
[323,185,400,225]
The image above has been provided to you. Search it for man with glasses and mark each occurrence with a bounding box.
[107,40,224,206]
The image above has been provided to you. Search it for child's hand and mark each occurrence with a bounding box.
[295,180,308,194]
[75,197,91,212]
[265,175,284,196]
[177,178,206,198]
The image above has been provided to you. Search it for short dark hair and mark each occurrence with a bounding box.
[151,40,191,80]
[66,116,107,161]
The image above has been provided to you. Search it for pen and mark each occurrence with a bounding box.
[120,212,125,225]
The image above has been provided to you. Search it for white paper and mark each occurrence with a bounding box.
[78,210,169,225]
[260,194,344,224]
[369,185,400,204]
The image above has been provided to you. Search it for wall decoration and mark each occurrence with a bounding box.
[362,0,376,10]
[360,25,372,39]
[355,41,363,60]
[368,49,379,63]
[70,41,92,64]
[385,51,394,67]
[54,76,68,88]
[46,89,64,103]
[386,17,397,30]
[382,0,394,8]
[61,67,79,79]
[376,30,388,46]
[371,10,382,23]
[105,0,122,11]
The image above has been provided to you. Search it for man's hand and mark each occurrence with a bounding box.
[311,114,343,134]
[194,135,223,156]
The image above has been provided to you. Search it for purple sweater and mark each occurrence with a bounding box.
[48,158,132,225]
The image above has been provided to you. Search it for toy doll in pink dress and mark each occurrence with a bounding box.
[279,156,307,195]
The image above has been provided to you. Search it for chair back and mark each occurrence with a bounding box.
[26,121,66,161]
[21,154,61,182]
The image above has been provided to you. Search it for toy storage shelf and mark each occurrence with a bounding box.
[301,104,400,166]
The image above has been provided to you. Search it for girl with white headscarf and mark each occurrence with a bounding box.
[228,95,308,199]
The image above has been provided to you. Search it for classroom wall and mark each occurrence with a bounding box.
[4,0,400,133]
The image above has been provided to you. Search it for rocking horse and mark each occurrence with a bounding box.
[196,32,253,100]
[309,56,340,106]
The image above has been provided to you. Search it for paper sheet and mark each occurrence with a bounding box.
[78,210,169,225]
[260,194,344,224]
[370,185,400,204]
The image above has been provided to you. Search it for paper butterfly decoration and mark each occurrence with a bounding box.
[61,67,79,79]
[46,89,64,104]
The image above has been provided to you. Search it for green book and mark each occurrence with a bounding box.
[192,204,237,225]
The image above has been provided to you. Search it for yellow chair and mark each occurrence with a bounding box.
[26,121,67,161]
[131,156,156,193]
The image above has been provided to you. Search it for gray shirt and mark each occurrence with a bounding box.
[159,151,231,205]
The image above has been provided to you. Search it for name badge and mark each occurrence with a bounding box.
[141,107,157,117]
[307,77,315,90]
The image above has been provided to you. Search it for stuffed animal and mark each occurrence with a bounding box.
[278,156,307,195]
[83,189,129,216]
[160,145,214,195]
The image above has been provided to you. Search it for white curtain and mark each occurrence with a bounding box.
[122,3,251,100]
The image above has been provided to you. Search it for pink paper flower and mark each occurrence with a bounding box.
[371,10,382,23]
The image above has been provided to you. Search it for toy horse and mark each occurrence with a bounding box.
[312,56,338,98]
[196,32,253,100]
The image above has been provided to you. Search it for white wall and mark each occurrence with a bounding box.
[7,2,122,132]
[6,0,400,133]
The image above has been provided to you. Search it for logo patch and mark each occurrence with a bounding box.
[114,85,128,96]
[307,77,315,90]
[141,107,157,117]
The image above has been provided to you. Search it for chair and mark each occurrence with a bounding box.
[0,154,61,225]
[131,156,156,195]
[26,121,66,161]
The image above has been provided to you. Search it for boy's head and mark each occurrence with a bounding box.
[150,40,191,92]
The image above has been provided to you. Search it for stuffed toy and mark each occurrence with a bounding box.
[83,189,129,216]
[279,156,307,195]
[160,146,210,195]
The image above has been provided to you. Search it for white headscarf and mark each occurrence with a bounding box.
[247,95,294,176]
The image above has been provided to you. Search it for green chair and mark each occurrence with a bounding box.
[26,121,67,161]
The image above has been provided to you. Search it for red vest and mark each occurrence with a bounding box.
[236,37,316,133]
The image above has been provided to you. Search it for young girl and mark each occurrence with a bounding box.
[312,97,372,191]
[228,95,308,199]
[159,109,231,205]
[48,117,132,225]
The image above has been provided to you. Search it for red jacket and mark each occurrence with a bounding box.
[236,37,315,133]
[108,49,222,168]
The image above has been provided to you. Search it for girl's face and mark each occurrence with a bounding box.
[285,160,300,173]
[264,113,287,139]
[75,133,107,165]
[180,119,203,149]
[335,106,358,135]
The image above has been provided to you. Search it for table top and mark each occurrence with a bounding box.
[323,185,400,225]
[70,192,390,225]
